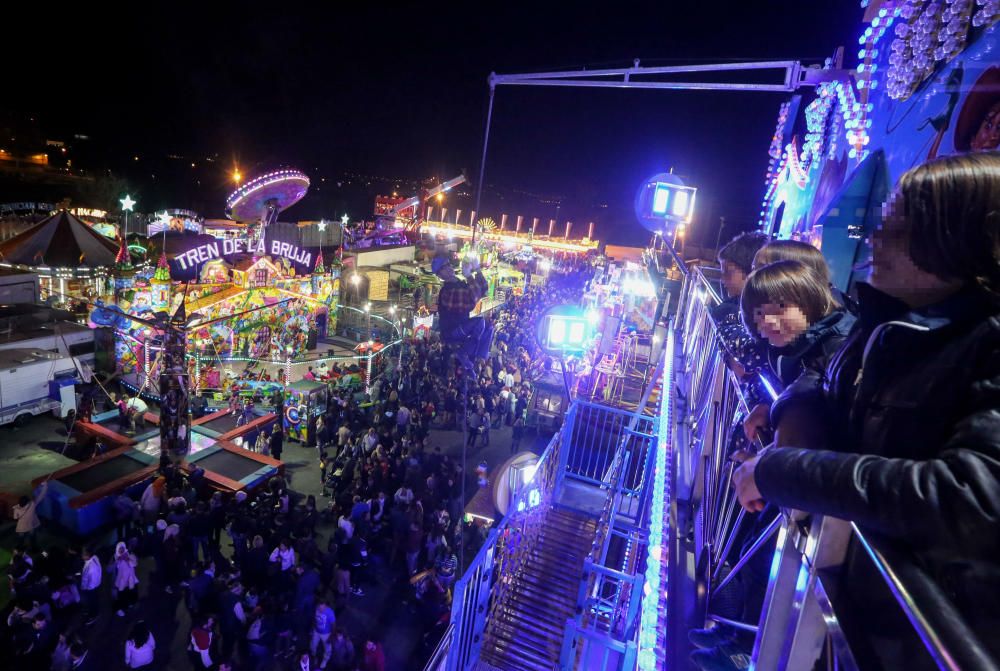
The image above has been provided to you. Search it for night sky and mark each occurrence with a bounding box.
[6,2,861,246]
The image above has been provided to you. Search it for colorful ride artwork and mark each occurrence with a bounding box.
[758,2,1000,292]
[99,250,340,395]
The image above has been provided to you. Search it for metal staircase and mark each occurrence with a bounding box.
[480,507,599,671]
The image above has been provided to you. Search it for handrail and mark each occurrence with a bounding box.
[668,263,998,671]
[424,622,454,671]
[852,524,1000,671]
[435,426,563,671]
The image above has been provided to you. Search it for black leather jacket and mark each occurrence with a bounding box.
[767,308,857,428]
[755,283,1000,657]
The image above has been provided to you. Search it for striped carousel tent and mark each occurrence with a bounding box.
[0,209,119,267]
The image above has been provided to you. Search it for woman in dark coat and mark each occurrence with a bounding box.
[733,152,1000,667]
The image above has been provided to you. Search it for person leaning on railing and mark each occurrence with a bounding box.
[738,260,857,453]
[732,152,1000,664]
[709,232,770,458]
[689,259,858,670]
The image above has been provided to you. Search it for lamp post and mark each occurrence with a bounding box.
[364,302,371,340]
[120,194,136,238]
[351,273,360,305]
[340,214,349,257]
[389,305,402,370]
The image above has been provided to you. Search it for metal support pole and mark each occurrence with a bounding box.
[471,85,496,246]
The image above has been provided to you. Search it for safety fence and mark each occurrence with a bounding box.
[663,264,999,671]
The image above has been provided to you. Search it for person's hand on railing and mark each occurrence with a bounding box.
[742,403,770,442]
[732,455,767,513]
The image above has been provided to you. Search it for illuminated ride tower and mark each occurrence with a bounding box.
[225,169,310,245]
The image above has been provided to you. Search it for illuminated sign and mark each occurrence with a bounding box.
[170,237,313,277]
[70,207,108,218]
[148,209,203,236]
[648,182,696,221]
[0,202,55,213]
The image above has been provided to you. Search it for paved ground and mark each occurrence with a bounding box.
[0,396,551,670]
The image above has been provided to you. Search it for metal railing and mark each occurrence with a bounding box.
[431,389,660,671]
[557,391,662,668]
[441,423,564,671]
[666,264,1000,671]
[423,622,453,671]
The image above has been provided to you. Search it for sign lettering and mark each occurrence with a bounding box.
[170,237,312,275]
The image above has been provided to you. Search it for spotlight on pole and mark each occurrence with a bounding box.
[634,172,697,238]
[537,305,596,355]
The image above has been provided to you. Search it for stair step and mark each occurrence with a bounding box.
[495,606,569,638]
[544,516,596,530]
[472,661,507,671]
[515,568,583,592]
[508,587,577,614]
[482,632,557,670]
[486,622,560,658]
[521,564,584,582]
[534,542,589,558]
[516,571,580,594]
[487,625,561,661]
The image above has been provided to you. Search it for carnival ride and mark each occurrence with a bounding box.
[390,174,466,229]
[225,168,310,243]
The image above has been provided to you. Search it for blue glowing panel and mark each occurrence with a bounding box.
[652,183,670,215]
[568,321,585,345]
[549,318,567,346]
[673,189,690,217]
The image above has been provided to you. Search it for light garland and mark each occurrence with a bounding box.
[973,0,1000,27]
[887,0,982,100]
[765,102,791,183]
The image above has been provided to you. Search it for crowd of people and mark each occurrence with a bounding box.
[3,257,595,671]
[689,152,1000,670]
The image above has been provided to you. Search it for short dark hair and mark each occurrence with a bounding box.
[718,232,770,275]
[741,260,837,336]
[897,152,1000,295]
[753,240,831,285]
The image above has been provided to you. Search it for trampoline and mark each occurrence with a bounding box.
[200,413,241,434]
[36,448,158,536]
[57,453,147,493]
[132,432,216,458]
[196,450,269,483]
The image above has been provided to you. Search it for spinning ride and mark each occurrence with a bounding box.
[226,169,310,243]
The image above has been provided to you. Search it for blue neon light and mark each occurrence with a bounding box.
[637,326,675,669]
[652,183,670,215]
[672,189,690,217]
